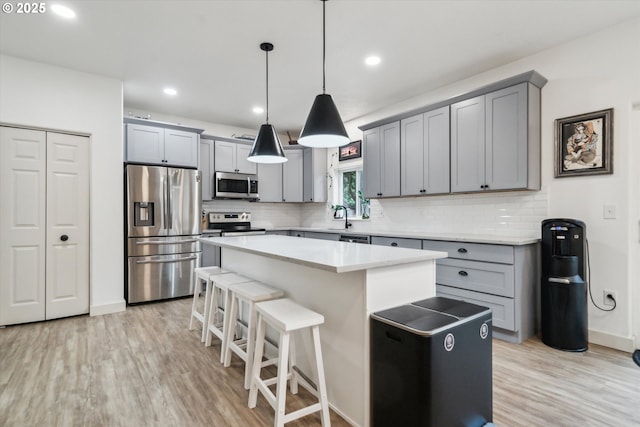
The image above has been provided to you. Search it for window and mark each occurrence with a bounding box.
[338,168,369,219]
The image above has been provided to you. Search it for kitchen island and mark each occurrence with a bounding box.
[200,234,446,427]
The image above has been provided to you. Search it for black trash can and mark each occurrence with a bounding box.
[370,297,493,427]
[541,255,588,351]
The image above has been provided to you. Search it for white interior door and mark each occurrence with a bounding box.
[45,132,89,320]
[0,127,47,325]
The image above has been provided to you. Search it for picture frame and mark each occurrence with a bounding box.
[339,140,362,161]
[555,108,613,178]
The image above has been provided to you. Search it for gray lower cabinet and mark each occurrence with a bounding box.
[400,106,450,196]
[451,82,540,193]
[370,236,422,249]
[363,121,400,199]
[302,231,340,241]
[423,239,538,343]
[265,230,290,236]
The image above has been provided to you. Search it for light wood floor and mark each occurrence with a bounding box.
[1,298,639,427]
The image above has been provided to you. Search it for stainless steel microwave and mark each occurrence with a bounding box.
[214,171,259,200]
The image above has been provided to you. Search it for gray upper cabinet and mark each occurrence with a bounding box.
[257,163,283,203]
[451,83,539,193]
[401,106,450,196]
[450,95,486,192]
[214,140,257,174]
[199,139,214,200]
[363,121,400,198]
[282,149,303,202]
[303,148,327,203]
[126,123,199,168]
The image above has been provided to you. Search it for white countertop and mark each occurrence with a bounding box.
[199,235,447,273]
[278,227,540,245]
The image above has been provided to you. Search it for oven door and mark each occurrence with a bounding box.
[215,172,259,199]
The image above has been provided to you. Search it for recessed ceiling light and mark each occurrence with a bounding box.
[163,87,177,96]
[51,4,76,19]
[365,55,381,66]
[252,106,264,115]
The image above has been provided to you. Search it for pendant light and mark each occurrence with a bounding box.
[298,0,349,148]
[248,42,287,164]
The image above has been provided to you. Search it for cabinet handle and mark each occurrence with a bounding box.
[457,248,468,253]
[458,270,468,277]
[391,242,398,247]
[60,234,69,242]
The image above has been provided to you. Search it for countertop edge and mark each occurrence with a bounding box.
[268,227,540,246]
[199,236,447,273]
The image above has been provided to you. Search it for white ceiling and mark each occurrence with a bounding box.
[2,0,639,135]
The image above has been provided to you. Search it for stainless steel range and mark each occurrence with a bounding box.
[201,212,266,266]
[205,212,266,236]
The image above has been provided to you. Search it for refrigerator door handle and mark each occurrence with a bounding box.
[135,255,197,265]
[166,173,173,229]
[135,239,199,245]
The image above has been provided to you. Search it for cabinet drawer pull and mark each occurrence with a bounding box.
[391,242,398,247]
[458,270,468,277]
[457,248,468,253]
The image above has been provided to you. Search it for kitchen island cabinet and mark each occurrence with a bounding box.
[200,235,446,427]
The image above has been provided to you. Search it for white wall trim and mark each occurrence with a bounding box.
[589,328,635,353]
[90,300,126,317]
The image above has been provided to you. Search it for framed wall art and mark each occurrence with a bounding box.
[555,108,613,177]
[339,140,361,161]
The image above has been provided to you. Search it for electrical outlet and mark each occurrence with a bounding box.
[603,289,617,307]
[603,204,617,219]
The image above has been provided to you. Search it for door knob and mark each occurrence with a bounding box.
[60,235,69,242]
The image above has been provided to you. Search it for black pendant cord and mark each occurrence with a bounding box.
[260,42,274,124]
[322,0,326,94]
[265,47,270,123]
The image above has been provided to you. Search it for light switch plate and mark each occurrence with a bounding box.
[603,204,617,219]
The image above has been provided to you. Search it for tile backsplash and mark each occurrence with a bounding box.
[300,187,549,238]
[204,187,548,238]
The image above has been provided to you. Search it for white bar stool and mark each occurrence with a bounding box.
[222,281,284,389]
[189,266,229,342]
[248,298,330,427]
[204,272,253,362]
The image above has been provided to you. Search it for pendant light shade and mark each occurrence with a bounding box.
[298,0,349,148]
[249,123,286,163]
[248,42,287,164]
[299,94,349,148]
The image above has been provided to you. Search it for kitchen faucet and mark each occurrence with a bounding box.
[334,205,352,230]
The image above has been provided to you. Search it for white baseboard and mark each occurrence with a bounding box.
[589,328,635,353]
[90,300,126,316]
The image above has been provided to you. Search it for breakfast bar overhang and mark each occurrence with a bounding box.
[200,234,447,427]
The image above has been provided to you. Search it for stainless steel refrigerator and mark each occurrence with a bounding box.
[125,164,202,303]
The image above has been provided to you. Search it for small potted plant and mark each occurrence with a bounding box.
[358,191,370,219]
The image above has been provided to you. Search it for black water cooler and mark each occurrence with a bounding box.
[541,219,588,351]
